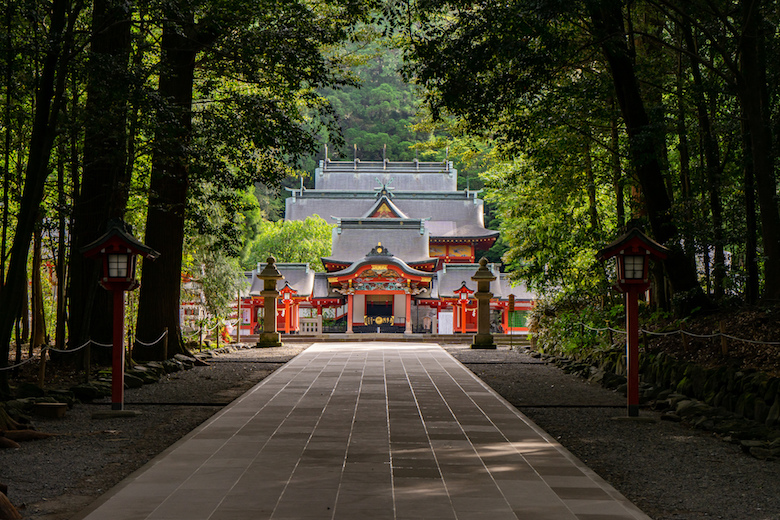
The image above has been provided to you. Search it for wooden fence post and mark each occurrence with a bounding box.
[680,323,689,352]
[719,320,728,355]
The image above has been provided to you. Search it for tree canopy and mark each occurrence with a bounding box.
[399,0,780,312]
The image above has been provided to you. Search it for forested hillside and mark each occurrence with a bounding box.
[322,47,421,163]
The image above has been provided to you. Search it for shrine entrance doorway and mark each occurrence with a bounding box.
[356,293,404,333]
[366,295,392,320]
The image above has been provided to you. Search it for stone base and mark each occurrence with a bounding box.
[33,402,68,419]
[471,334,497,350]
[91,410,142,420]
[611,415,656,424]
[256,332,282,348]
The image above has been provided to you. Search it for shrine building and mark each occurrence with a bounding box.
[237,159,534,335]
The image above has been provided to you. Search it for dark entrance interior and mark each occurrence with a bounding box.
[366,299,392,318]
[356,295,403,333]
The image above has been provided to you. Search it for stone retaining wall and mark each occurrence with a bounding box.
[528,343,780,460]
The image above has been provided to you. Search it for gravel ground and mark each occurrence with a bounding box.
[443,344,780,520]
[1,342,778,520]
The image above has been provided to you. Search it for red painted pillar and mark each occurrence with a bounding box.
[405,293,412,334]
[626,289,640,417]
[460,302,467,334]
[284,301,291,334]
[111,289,125,411]
[293,302,299,332]
[347,294,354,333]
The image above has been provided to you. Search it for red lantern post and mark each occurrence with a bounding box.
[82,220,159,411]
[597,228,669,417]
[280,282,297,334]
[453,281,474,334]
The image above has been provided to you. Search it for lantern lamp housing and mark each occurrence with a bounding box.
[279,281,297,303]
[108,253,130,278]
[454,281,474,302]
[81,219,159,292]
[621,255,646,280]
[596,228,669,293]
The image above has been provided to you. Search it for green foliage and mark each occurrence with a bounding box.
[397,0,780,314]
[243,215,333,270]
[482,157,611,295]
[198,251,248,321]
[316,43,423,163]
[531,295,623,356]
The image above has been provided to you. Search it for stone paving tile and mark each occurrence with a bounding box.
[74,342,651,520]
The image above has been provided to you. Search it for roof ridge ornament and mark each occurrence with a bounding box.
[374,178,395,197]
[368,242,392,257]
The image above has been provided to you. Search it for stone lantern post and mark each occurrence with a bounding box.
[471,257,496,349]
[257,257,284,348]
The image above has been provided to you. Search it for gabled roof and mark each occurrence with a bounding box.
[363,195,408,219]
[324,218,436,266]
[315,160,457,191]
[248,263,315,297]
[81,218,159,259]
[596,227,670,261]
[325,244,434,282]
[432,263,533,300]
[427,222,500,240]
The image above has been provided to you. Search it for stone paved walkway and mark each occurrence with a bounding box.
[74,342,651,520]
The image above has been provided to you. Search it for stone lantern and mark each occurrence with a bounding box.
[256,257,284,348]
[471,257,496,350]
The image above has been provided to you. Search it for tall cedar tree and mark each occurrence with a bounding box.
[736,0,780,299]
[133,7,201,360]
[134,0,375,360]
[586,1,707,310]
[68,0,133,362]
[0,0,76,395]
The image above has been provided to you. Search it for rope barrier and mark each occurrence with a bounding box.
[0,330,171,372]
[719,334,780,346]
[45,341,92,354]
[133,329,168,347]
[0,357,36,371]
[578,322,780,345]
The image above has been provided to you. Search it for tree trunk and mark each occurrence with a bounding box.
[0,0,71,397]
[674,24,694,260]
[583,139,599,233]
[737,0,780,300]
[68,0,133,365]
[19,271,28,354]
[134,11,199,361]
[589,1,707,313]
[30,229,46,351]
[682,24,725,299]
[610,99,625,229]
[741,105,760,304]
[1,2,13,289]
[0,490,22,520]
[55,140,67,350]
